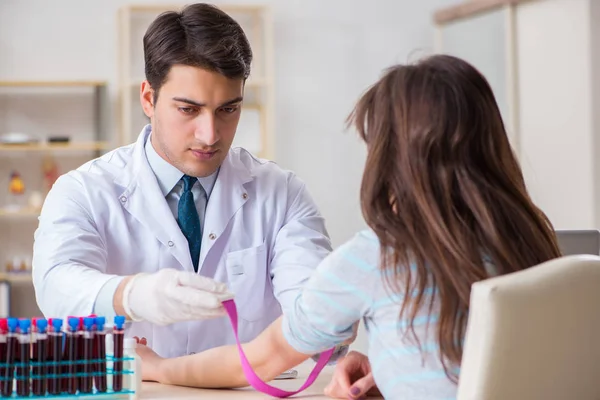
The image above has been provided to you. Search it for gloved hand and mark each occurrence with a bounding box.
[122,268,234,325]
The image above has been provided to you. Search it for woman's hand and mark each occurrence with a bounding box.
[133,336,164,382]
[323,351,381,399]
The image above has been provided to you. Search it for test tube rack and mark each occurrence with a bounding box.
[0,315,139,399]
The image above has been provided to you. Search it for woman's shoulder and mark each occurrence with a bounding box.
[326,229,382,273]
[344,229,381,247]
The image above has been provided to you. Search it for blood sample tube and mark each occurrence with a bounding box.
[89,315,97,377]
[112,316,125,392]
[81,314,97,392]
[61,316,76,393]
[32,318,48,396]
[76,317,85,391]
[16,319,31,397]
[47,318,63,395]
[94,317,107,393]
[80,317,94,393]
[0,319,7,396]
[65,317,79,394]
[1,318,18,397]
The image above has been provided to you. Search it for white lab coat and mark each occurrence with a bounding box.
[32,127,332,357]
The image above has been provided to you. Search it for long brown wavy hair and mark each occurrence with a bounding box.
[349,54,561,381]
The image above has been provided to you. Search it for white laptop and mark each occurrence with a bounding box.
[555,229,600,256]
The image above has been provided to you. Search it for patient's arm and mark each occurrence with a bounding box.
[140,316,311,388]
[139,237,373,389]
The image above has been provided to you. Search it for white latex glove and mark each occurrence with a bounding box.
[122,268,234,325]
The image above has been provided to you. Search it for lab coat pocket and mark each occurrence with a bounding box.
[225,243,268,322]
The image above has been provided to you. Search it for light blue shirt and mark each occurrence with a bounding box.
[282,230,459,399]
[93,130,219,318]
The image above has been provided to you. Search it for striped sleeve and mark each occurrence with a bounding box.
[281,231,380,354]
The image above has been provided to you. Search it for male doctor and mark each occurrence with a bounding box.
[32,3,335,359]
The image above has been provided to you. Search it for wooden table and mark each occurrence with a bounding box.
[139,363,336,399]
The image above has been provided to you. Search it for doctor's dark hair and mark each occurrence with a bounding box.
[348,54,561,382]
[143,3,253,102]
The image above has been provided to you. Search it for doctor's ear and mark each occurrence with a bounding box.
[140,80,156,118]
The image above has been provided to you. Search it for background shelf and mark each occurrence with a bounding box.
[0,141,110,152]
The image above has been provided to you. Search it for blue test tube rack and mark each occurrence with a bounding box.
[0,315,138,399]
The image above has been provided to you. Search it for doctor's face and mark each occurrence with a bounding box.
[140,64,244,177]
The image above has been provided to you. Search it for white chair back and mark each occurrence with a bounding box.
[458,255,600,400]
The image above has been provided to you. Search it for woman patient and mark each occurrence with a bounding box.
[136,54,561,399]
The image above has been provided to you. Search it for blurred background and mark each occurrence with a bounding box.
[0,0,596,352]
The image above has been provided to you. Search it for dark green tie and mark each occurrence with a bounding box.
[177,175,202,272]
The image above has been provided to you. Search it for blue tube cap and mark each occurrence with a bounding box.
[114,315,125,330]
[36,319,48,334]
[83,317,94,331]
[68,317,79,332]
[95,316,106,332]
[7,318,18,333]
[51,318,63,332]
[18,319,31,334]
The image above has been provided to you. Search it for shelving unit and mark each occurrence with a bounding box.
[117,3,275,159]
[0,142,110,152]
[0,80,106,87]
[0,273,32,283]
[0,80,111,317]
[0,207,40,218]
[0,80,110,154]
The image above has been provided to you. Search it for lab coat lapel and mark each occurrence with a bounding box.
[199,152,253,268]
[114,129,195,272]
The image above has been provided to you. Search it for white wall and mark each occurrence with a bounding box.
[270,0,458,246]
[0,0,458,246]
[516,0,596,229]
[438,8,510,137]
